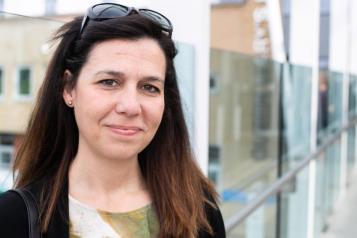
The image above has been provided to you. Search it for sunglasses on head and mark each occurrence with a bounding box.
[80,3,173,37]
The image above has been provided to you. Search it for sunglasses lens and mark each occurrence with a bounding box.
[81,4,172,37]
[139,10,172,31]
[92,4,129,18]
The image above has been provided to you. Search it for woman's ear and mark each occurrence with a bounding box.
[62,70,75,107]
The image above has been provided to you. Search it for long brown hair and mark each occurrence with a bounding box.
[14,14,218,237]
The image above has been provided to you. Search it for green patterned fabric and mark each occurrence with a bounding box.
[69,195,159,238]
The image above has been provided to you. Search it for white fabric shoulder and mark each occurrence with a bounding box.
[69,195,121,238]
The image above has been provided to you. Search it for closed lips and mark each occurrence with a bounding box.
[106,125,142,135]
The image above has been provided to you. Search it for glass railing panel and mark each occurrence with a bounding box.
[279,165,310,238]
[209,49,280,228]
[227,196,277,238]
[210,51,353,238]
[317,70,329,141]
[280,63,312,162]
[314,136,341,238]
[347,127,356,179]
[326,71,344,132]
[313,70,344,238]
[314,152,328,238]
[314,70,344,238]
[348,74,357,118]
[316,71,343,147]
[278,62,313,238]
[327,137,341,212]
[347,74,357,178]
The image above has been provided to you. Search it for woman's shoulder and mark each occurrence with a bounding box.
[0,190,29,236]
[203,201,226,238]
[0,190,26,214]
[196,188,226,238]
[195,185,226,238]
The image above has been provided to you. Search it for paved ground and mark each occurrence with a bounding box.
[319,169,357,238]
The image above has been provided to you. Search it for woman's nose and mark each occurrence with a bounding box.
[114,88,142,116]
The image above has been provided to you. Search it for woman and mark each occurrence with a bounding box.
[0,3,225,238]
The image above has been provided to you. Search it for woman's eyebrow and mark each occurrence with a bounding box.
[142,76,165,85]
[94,70,125,78]
[95,70,165,85]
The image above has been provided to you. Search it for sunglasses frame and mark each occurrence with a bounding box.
[80,3,173,37]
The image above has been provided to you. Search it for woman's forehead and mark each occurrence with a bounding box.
[89,38,164,59]
[80,38,167,80]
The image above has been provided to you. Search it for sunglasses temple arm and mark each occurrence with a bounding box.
[79,14,89,35]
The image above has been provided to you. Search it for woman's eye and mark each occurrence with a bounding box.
[99,79,118,87]
[142,84,160,94]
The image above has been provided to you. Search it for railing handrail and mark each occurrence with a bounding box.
[225,117,357,233]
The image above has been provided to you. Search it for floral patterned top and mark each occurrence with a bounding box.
[69,195,159,238]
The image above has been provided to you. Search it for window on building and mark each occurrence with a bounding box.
[0,134,14,145]
[0,151,11,169]
[0,134,14,169]
[17,66,31,98]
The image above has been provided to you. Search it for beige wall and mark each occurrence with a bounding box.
[211,1,271,56]
[0,16,64,133]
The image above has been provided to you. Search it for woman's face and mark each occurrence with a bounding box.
[63,38,166,161]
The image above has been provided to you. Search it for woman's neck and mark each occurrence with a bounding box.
[68,145,150,212]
